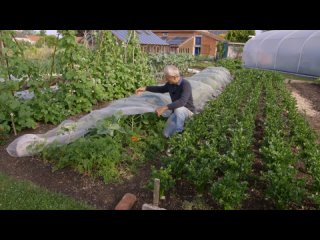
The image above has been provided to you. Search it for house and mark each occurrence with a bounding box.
[27,35,41,43]
[208,30,229,36]
[15,35,41,44]
[111,30,170,54]
[152,30,225,57]
[75,30,170,53]
[76,37,83,43]
[163,36,193,54]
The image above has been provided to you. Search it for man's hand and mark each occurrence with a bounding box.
[135,87,146,96]
[155,106,168,117]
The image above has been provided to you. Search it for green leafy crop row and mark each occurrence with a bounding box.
[153,68,320,209]
[0,30,155,134]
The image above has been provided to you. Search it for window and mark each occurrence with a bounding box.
[194,47,201,56]
[195,36,202,45]
[163,32,168,37]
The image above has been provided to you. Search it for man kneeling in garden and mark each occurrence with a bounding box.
[135,65,195,138]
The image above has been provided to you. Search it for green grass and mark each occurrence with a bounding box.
[0,173,94,210]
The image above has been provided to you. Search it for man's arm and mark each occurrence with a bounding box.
[146,84,169,93]
[167,81,191,110]
[135,84,169,96]
[155,105,168,117]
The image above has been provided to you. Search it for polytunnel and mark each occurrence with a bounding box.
[7,67,232,157]
[243,30,320,77]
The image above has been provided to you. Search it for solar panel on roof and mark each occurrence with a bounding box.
[167,37,189,45]
[112,30,168,45]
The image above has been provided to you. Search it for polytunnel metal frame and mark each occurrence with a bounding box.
[243,30,320,77]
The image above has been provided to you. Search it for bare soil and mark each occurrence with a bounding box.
[286,81,320,143]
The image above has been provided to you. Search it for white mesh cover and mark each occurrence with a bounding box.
[6,67,232,157]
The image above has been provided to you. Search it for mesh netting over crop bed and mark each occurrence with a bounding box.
[7,67,232,157]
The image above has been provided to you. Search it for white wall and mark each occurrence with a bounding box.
[227,43,245,59]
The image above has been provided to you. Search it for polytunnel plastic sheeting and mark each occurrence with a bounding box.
[296,32,320,76]
[243,30,320,77]
[6,67,232,157]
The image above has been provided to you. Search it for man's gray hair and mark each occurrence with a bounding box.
[164,65,180,77]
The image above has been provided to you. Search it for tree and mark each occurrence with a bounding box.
[39,30,47,36]
[46,35,58,48]
[225,30,255,43]
[35,35,58,48]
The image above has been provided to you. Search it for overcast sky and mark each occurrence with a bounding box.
[46,30,58,35]
[35,30,57,35]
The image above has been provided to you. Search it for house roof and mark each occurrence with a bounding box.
[26,35,41,42]
[152,30,225,42]
[112,30,169,45]
[15,35,41,44]
[15,38,33,43]
[195,31,225,41]
[209,30,229,35]
[165,36,190,46]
